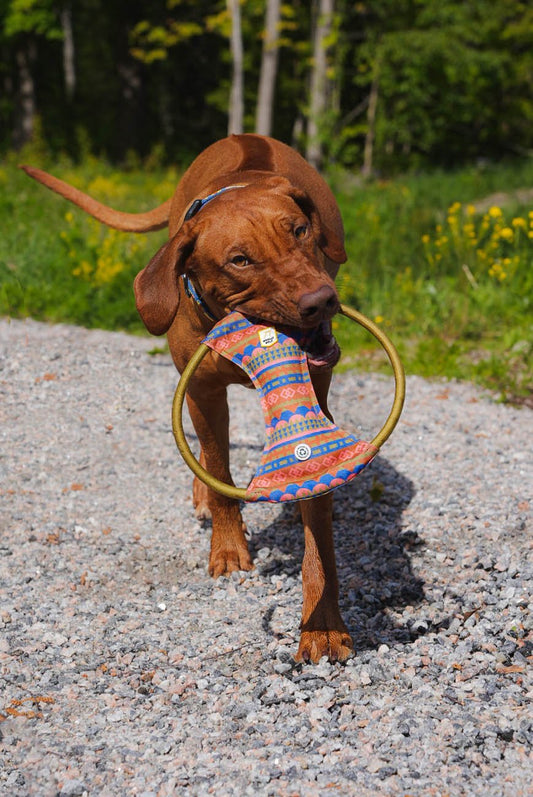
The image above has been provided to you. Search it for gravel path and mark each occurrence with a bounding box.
[1,317,531,797]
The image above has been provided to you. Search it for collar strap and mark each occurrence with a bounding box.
[182,184,247,321]
[184,184,247,221]
[182,274,218,322]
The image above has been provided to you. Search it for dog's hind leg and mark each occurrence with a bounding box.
[193,450,211,521]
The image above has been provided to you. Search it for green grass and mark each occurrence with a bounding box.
[1,151,532,404]
[0,150,170,332]
[331,162,533,404]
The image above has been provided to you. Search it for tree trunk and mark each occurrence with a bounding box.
[255,0,281,137]
[14,39,37,148]
[118,59,142,154]
[227,0,244,135]
[362,63,379,178]
[306,0,334,170]
[60,5,76,100]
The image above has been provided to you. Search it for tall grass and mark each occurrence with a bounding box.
[1,152,532,402]
[0,152,169,331]
[332,163,533,403]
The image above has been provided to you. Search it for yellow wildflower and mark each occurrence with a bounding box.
[488,206,502,219]
[488,262,507,281]
[462,223,477,245]
[72,260,93,279]
[498,227,514,242]
[94,255,124,285]
[87,175,127,200]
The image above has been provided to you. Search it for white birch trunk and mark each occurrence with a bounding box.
[255,0,281,136]
[227,0,244,135]
[306,0,334,170]
[15,40,37,147]
[362,65,379,178]
[60,5,76,100]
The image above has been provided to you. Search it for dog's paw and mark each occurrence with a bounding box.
[194,502,212,522]
[208,545,254,578]
[295,630,354,664]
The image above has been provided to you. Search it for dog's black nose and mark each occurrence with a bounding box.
[298,285,339,323]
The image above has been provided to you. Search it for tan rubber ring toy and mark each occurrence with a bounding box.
[172,304,406,501]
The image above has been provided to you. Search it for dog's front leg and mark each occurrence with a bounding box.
[185,381,253,578]
[296,368,353,663]
[297,494,353,663]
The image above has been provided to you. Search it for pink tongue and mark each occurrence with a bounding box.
[306,323,341,369]
[307,341,340,369]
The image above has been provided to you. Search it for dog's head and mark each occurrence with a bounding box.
[134,175,346,338]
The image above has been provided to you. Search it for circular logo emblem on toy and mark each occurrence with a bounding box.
[294,443,312,461]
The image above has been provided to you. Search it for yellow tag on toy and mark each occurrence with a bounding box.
[259,328,278,347]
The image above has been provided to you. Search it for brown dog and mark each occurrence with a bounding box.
[23,134,353,662]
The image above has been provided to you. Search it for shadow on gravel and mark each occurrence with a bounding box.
[252,456,427,652]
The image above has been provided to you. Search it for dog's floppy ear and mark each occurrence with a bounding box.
[133,228,195,335]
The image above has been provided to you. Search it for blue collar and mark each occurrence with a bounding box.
[182,275,218,322]
[184,184,246,221]
[182,184,247,321]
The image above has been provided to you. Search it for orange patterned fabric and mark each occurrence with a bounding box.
[205,312,378,503]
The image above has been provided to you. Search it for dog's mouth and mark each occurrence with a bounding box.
[255,317,340,370]
[297,320,341,371]
[231,305,341,371]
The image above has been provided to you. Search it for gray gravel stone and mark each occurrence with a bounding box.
[0,317,532,797]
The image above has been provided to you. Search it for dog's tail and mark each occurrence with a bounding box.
[20,165,171,232]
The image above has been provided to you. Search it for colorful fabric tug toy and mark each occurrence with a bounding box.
[172,305,405,504]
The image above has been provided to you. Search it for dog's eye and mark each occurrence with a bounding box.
[230,254,249,268]
[294,224,308,240]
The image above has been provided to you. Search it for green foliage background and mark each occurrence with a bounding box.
[2,0,533,169]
